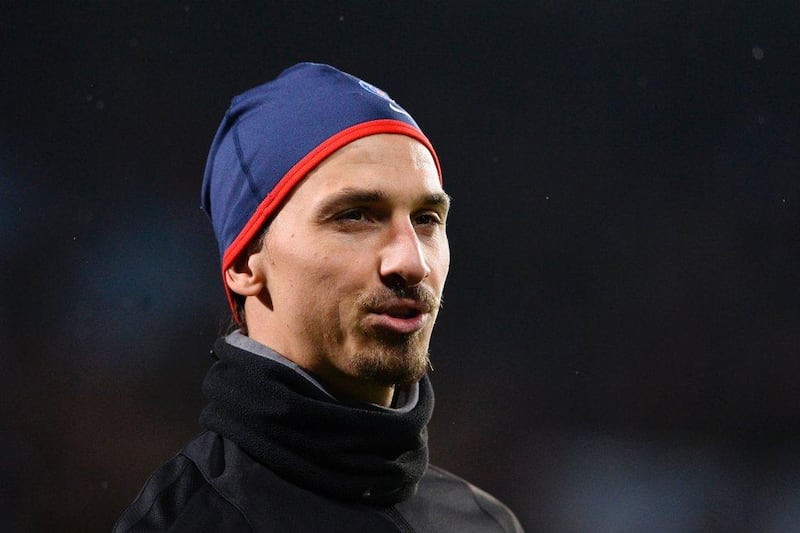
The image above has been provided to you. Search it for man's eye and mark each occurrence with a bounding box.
[337,209,366,221]
[414,213,442,225]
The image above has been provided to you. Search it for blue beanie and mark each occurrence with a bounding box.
[200,62,441,317]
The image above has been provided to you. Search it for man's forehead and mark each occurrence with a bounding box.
[326,133,438,169]
[296,134,444,198]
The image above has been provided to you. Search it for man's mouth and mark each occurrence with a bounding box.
[367,299,430,334]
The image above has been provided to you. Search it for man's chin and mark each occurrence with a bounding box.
[350,344,430,387]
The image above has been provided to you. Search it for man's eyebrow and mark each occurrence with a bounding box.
[316,188,451,214]
[424,192,451,212]
[316,188,389,215]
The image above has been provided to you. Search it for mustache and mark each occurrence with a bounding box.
[357,285,441,314]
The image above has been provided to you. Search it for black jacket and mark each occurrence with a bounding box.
[114,335,522,532]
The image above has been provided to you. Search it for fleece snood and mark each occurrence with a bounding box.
[199,337,434,506]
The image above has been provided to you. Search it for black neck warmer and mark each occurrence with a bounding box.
[199,337,434,506]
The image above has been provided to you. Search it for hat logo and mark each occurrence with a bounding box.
[358,79,410,117]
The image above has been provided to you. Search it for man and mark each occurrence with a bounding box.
[115,63,522,532]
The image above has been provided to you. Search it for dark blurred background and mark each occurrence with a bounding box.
[2,2,799,531]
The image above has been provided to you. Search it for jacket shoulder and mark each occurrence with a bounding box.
[113,448,251,532]
[395,464,523,532]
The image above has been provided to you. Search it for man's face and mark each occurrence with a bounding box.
[247,134,450,400]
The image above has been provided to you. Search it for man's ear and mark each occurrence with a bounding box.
[225,252,266,297]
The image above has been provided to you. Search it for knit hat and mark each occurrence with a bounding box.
[200,62,441,319]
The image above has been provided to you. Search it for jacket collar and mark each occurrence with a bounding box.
[200,336,433,505]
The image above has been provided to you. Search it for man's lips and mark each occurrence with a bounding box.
[373,298,430,316]
[365,299,431,334]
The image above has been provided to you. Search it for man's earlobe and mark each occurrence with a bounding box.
[225,254,266,297]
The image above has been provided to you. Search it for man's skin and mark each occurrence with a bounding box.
[225,133,451,407]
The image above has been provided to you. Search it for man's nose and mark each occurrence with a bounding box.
[379,220,431,287]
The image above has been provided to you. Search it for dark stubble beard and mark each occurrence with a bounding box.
[351,333,432,387]
[350,286,439,387]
